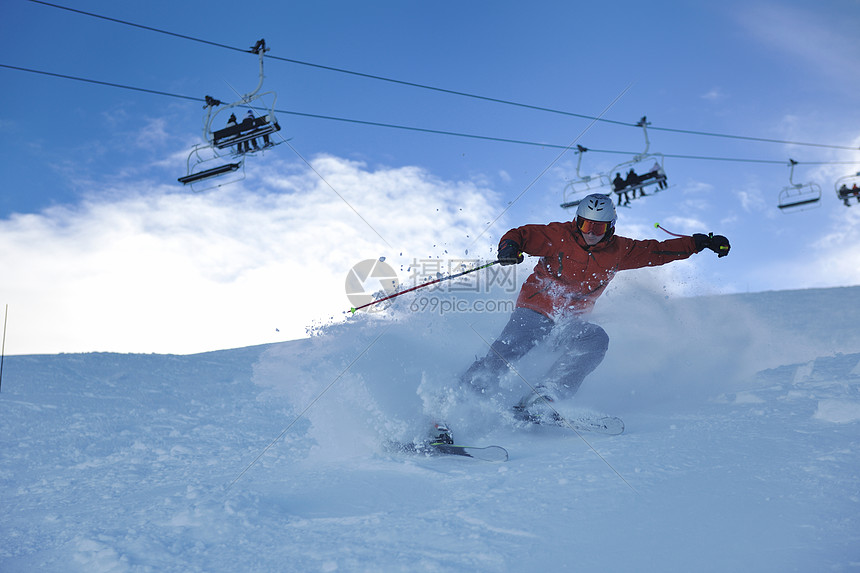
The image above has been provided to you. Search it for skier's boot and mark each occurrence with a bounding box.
[429,423,454,445]
[513,386,562,424]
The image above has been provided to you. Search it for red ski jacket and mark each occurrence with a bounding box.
[499,221,699,320]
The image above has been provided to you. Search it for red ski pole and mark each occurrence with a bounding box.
[654,222,688,238]
[656,223,729,256]
[0,304,7,392]
[349,260,501,314]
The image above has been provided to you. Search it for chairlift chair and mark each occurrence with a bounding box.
[560,145,612,209]
[178,39,281,189]
[561,118,669,210]
[177,144,245,192]
[203,39,281,153]
[834,171,860,207]
[605,117,669,206]
[777,159,821,212]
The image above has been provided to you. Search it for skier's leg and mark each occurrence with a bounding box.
[460,307,553,394]
[543,319,609,399]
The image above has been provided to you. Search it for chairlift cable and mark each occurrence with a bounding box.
[26,0,246,54]
[25,0,860,153]
[582,146,860,165]
[3,63,860,170]
[0,63,202,103]
[645,125,857,150]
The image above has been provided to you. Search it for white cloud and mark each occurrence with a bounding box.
[134,117,171,150]
[734,185,770,214]
[0,156,504,355]
[700,87,727,102]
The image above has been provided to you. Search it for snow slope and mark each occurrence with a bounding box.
[2,284,860,572]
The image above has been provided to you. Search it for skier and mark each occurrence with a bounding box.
[241,110,262,152]
[459,193,730,423]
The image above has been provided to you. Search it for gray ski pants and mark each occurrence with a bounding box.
[460,307,609,399]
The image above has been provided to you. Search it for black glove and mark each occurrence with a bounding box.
[693,233,731,258]
[497,239,524,265]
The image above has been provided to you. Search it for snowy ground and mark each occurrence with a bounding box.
[2,284,860,572]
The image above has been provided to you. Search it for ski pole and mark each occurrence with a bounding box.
[654,222,688,237]
[349,260,502,314]
[656,223,729,256]
[0,304,7,393]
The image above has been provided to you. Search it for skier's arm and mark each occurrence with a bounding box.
[616,236,697,270]
[617,233,730,270]
[498,224,560,263]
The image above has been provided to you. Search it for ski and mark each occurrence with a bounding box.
[561,415,625,435]
[513,390,625,435]
[385,440,509,462]
[514,407,625,435]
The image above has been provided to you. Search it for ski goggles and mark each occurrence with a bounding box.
[576,217,611,235]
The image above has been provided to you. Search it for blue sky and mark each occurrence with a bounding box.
[1,0,859,354]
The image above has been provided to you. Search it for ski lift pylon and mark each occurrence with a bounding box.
[777,159,821,212]
[834,171,860,207]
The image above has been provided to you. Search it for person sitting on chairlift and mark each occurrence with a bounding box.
[242,110,261,152]
[612,172,630,206]
[650,160,668,190]
[838,184,850,206]
[226,113,241,154]
[626,168,646,199]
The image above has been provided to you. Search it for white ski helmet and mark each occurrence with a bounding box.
[576,193,617,225]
